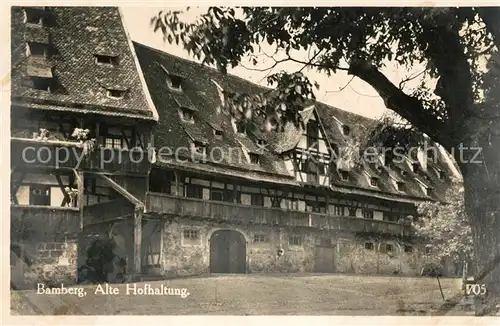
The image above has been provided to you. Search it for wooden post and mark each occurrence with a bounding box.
[134,207,143,278]
[77,171,84,230]
[174,171,180,196]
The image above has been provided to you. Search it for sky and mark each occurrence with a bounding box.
[120,7,428,120]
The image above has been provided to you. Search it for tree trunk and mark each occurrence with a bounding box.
[460,134,500,316]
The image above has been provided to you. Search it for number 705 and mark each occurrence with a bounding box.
[465,284,487,296]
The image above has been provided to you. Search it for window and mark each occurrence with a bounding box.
[364,242,374,250]
[362,209,374,219]
[236,121,245,133]
[213,129,223,139]
[107,89,126,99]
[254,234,268,243]
[339,170,349,181]
[210,189,223,201]
[385,244,394,253]
[425,246,432,254]
[249,153,260,164]
[397,182,405,191]
[95,55,119,66]
[104,137,124,149]
[426,187,433,196]
[26,42,46,58]
[427,148,436,161]
[307,202,326,214]
[334,206,345,216]
[251,194,264,206]
[289,235,302,246]
[412,162,420,173]
[404,246,414,253]
[167,75,183,91]
[180,108,194,122]
[192,142,206,156]
[31,77,51,91]
[438,170,445,180]
[257,139,267,147]
[306,120,319,147]
[347,207,357,217]
[29,185,50,206]
[183,229,199,240]
[370,177,379,187]
[24,8,45,25]
[342,125,350,136]
[185,184,203,199]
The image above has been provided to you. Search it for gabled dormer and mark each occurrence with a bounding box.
[160,64,184,92]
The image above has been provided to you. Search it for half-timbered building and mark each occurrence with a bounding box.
[10,7,461,287]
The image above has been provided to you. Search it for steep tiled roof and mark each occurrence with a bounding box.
[11,7,156,120]
[133,42,454,203]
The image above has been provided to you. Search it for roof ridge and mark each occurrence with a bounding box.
[132,41,377,123]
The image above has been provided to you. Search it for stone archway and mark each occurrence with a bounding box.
[209,229,246,274]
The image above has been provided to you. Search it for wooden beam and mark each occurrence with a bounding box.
[94,173,144,208]
[55,174,71,207]
[134,208,143,277]
[77,171,84,230]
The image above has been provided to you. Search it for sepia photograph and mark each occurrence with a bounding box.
[6,3,500,320]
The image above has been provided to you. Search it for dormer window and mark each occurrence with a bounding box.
[370,177,379,187]
[24,8,46,25]
[179,107,194,122]
[412,162,420,173]
[192,142,206,156]
[31,77,51,91]
[107,89,126,99]
[400,169,408,177]
[257,139,267,147]
[339,170,349,181]
[213,129,223,139]
[249,153,260,164]
[236,121,246,134]
[342,125,350,136]
[426,187,433,196]
[438,170,445,180]
[26,42,47,58]
[397,181,405,191]
[95,55,119,66]
[167,75,183,91]
[427,148,437,162]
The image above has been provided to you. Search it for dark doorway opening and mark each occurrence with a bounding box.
[209,230,246,273]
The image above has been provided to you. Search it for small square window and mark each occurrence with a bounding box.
[339,170,349,181]
[254,234,268,243]
[95,55,119,66]
[427,148,436,161]
[386,244,394,253]
[214,129,223,139]
[249,153,260,164]
[397,182,405,191]
[168,75,183,91]
[364,242,374,250]
[183,229,199,240]
[289,235,302,246]
[362,209,374,219]
[180,108,194,122]
[412,162,420,173]
[251,194,264,206]
[257,139,267,147]
[107,89,126,99]
[370,177,379,187]
[426,187,433,196]
[342,125,350,136]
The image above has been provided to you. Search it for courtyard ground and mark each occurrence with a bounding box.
[10,273,469,315]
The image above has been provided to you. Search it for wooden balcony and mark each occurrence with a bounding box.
[11,138,150,174]
[10,205,80,239]
[145,192,411,236]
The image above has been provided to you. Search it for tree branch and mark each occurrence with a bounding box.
[347,60,453,149]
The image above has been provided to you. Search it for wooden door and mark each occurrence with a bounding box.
[314,245,336,273]
[210,230,246,273]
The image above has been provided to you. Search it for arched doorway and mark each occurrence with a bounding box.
[209,230,246,273]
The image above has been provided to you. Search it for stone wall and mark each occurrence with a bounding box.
[157,217,442,277]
